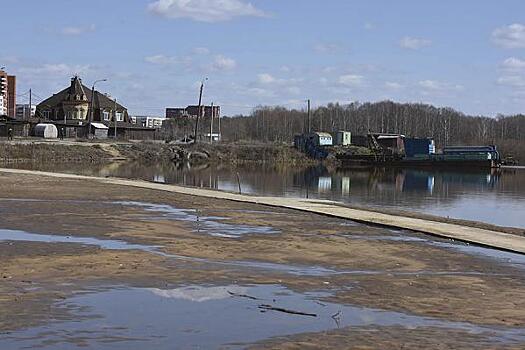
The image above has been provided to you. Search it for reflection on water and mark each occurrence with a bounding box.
[118,201,279,238]
[3,161,525,228]
[4,284,525,349]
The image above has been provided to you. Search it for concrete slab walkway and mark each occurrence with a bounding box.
[2,167,525,255]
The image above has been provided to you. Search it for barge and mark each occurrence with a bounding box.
[295,132,502,169]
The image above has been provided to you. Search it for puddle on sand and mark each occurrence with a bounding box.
[341,233,428,242]
[431,240,525,270]
[3,284,524,349]
[0,229,349,277]
[3,198,524,272]
[0,198,280,239]
[0,229,509,278]
[0,229,161,252]
[112,201,525,272]
[116,201,280,238]
[340,228,525,270]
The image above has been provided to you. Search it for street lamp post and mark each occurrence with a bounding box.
[88,79,107,138]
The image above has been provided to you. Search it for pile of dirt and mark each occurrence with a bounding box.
[115,141,313,165]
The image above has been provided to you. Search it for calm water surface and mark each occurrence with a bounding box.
[4,161,525,229]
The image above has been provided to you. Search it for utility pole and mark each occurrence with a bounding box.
[89,85,95,136]
[29,89,32,120]
[114,98,117,140]
[218,106,221,142]
[89,79,107,138]
[307,99,311,133]
[194,78,207,144]
[210,101,214,143]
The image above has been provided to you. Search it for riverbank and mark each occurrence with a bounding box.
[0,139,316,166]
[1,170,525,349]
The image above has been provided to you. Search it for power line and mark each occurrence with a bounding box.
[16,90,30,98]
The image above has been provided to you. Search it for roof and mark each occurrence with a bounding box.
[314,132,332,138]
[132,115,165,119]
[377,134,406,139]
[37,77,127,111]
[64,76,88,102]
[91,122,109,129]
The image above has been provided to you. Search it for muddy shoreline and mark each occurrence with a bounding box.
[1,171,525,349]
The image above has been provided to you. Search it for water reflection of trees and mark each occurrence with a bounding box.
[5,161,524,214]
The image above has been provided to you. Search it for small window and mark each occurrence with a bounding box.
[103,111,110,121]
[116,112,123,122]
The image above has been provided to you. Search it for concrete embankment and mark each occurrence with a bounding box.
[1,167,524,254]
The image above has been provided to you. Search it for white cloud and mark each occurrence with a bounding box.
[497,75,525,88]
[313,42,346,54]
[61,24,96,36]
[286,86,301,95]
[144,54,178,65]
[0,55,19,64]
[364,22,375,30]
[492,24,525,49]
[418,80,440,90]
[385,81,403,90]
[212,55,236,70]
[192,47,210,55]
[147,0,266,22]
[501,57,525,70]
[418,80,463,92]
[338,74,364,87]
[399,36,432,50]
[257,73,277,84]
[244,87,274,97]
[145,52,235,72]
[20,63,93,76]
[280,65,291,73]
[144,54,194,69]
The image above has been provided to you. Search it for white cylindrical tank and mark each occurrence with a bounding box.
[34,123,58,139]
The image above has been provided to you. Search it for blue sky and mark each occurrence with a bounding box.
[2,0,525,116]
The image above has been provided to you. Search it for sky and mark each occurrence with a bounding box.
[2,0,525,117]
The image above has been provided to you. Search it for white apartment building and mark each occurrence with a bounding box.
[131,116,165,129]
[16,104,36,119]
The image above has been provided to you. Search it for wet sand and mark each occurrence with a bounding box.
[1,171,525,349]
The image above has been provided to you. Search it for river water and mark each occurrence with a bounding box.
[3,161,525,229]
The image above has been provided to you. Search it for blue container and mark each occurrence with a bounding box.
[405,138,433,157]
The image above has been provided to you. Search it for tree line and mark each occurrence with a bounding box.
[217,101,525,160]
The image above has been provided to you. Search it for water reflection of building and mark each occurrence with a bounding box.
[318,177,332,194]
[401,171,435,194]
[342,177,350,196]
